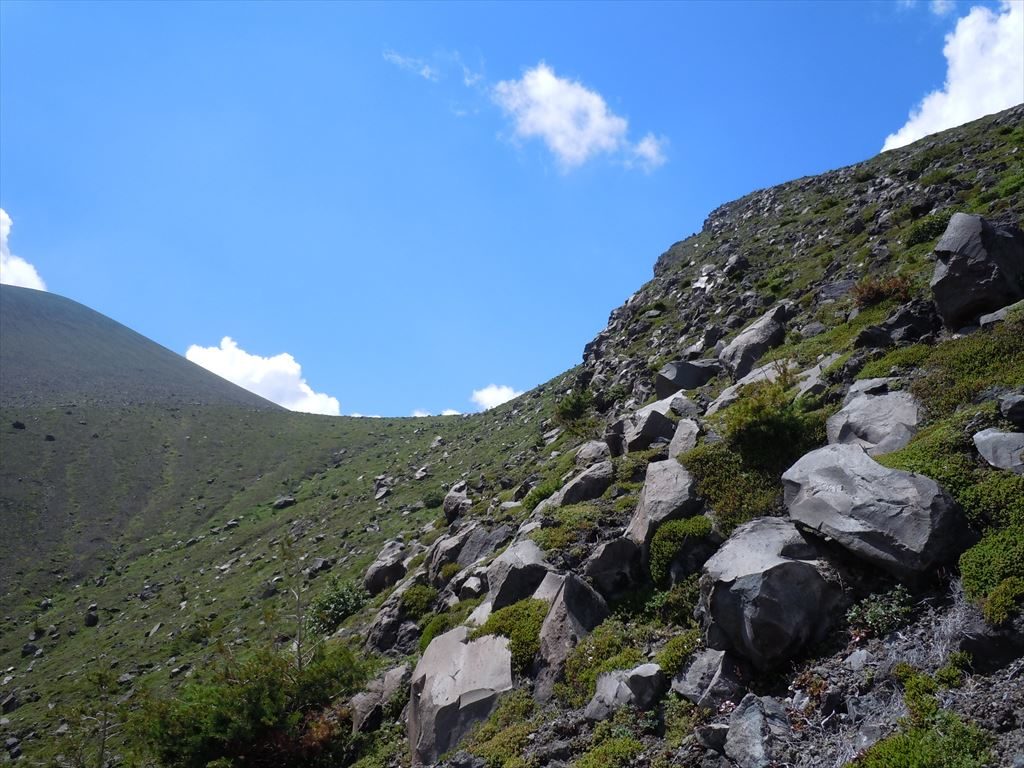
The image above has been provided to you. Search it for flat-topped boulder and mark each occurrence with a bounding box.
[655,359,723,397]
[973,428,1024,474]
[826,389,920,456]
[486,540,550,610]
[783,444,967,581]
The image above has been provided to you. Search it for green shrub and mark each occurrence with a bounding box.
[905,210,954,247]
[655,576,701,627]
[521,479,561,513]
[559,619,646,707]
[419,612,458,652]
[571,736,643,768]
[655,628,700,676]
[531,503,603,553]
[854,711,992,768]
[462,689,537,768]
[846,586,913,641]
[934,651,972,688]
[718,378,829,475]
[554,389,594,425]
[920,169,955,187]
[308,578,369,634]
[648,516,712,586]
[615,447,663,483]
[851,274,913,308]
[662,694,699,747]
[857,344,931,379]
[399,584,438,621]
[959,524,1024,602]
[423,490,445,509]
[133,644,366,768]
[439,562,462,583]
[983,577,1024,626]
[472,598,548,675]
[680,442,779,534]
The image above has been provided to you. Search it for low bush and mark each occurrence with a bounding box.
[571,736,643,768]
[851,274,913,307]
[133,644,367,768]
[531,503,603,554]
[399,584,438,621]
[959,524,1024,603]
[648,516,712,586]
[461,689,537,768]
[680,443,779,534]
[307,578,368,635]
[554,389,594,426]
[439,562,462,584]
[856,344,931,379]
[521,479,561,513]
[422,489,445,509]
[654,628,700,676]
[854,711,991,768]
[846,585,914,641]
[983,576,1024,626]
[559,619,646,707]
[904,210,953,247]
[472,598,548,675]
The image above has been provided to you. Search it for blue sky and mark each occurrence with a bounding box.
[1,0,1021,416]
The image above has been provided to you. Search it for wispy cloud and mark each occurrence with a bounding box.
[492,63,666,171]
[0,209,47,291]
[930,0,956,15]
[412,407,462,417]
[470,383,523,410]
[883,0,1023,150]
[383,49,439,82]
[186,336,340,415]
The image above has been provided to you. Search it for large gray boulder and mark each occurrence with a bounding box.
[930,213,1024,329]
[426,523,480,586]
[536,573,609,700]
[583,538,642,598]
[408,627,513,765]
[623,408,676,452]
[443,481,472,523]
[698,518,843,670]
[724,694,790,768]
[625,460,702,555]
[456,524,514,568]
[535,461,615,515]
[367,576,424,654]
[486,540,550,610]
[575,440,610,468]
[783,444,967,582]
[719,303,792,380]
[1001,393,1024,429]
[364,540,407,596]
[671,648,746,709]
[655,359,723,397]
[973,428,1024,474]
[668,418,701,460]
[826,390,920,456]
[583,663,667,721]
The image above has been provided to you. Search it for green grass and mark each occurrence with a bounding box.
[471,598,549,675]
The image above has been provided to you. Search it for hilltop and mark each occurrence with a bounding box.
[0,105,1022,768]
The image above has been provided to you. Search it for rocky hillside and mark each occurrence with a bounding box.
[1,106,1023,768]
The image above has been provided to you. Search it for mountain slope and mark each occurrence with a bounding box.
[1,107,1022,766]
[0,285,280,409]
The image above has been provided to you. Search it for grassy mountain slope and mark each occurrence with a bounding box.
[1,106,1023,765]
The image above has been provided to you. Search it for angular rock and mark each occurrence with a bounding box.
[623,408,676,452]
[719,303,792,379]
[668,418,700,460]
[350,663,411,733]
[931,213,1024,329]
[973,428,1024,474]
[979,299,1024,328]
[724,694,790,768]
[783,444,967,581]
[368,577,424,654]
[536,574,608,700]
[457,524,514,568]
[655,359,724,398]
[575,440,610,468]
[443,481,472,523]
[583,538,642,599]
[272,495,296,510]
[555,461,614,507]
[426,523,479,585]
[826,390,920,456]
[584,663,667,721]
[364,540,407,596]
[625,460,702,556]
[698,518,843,670]
[486,540,550,610]
[408,627,513,765]
[1001,393,1024,429]
[671,648,746,709]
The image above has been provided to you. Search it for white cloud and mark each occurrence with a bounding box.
[471,384,523,410]
[186,336,340,416]
[930,0,955,15]
[441,408,462,416]
[411,409,431,417]
[383,49,439,81]
[630,133,668,171]
[412,407,462,417]
[883,0,1024,150]
[350,413,381,418]
[493,63,663,171]
[0,209,47,291]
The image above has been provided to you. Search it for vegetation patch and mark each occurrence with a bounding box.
[559,619,647,707]
[471,598,548,675]
[904,210,954,247]
[648,516,712,587]
[680,442,779,534]
[531,503,603,554]
[571,736,644,768]
[308,578,369,635]
[857,344,932,379]
[654,628,700,676]
[959,524,1024,604]
[851,274,913,308]
[461,689,538,768]
[399,584,439,621]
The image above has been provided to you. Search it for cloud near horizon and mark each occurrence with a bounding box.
[883,0,1023,150]
[471,383,523,410]
[493,63,666,171]
[383,49,439,81]
[0,209,47,291]
[186,336,341,416]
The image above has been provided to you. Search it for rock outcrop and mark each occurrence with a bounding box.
[625,459,702,555]
[719,303,792,379]
[826,387,920,456]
